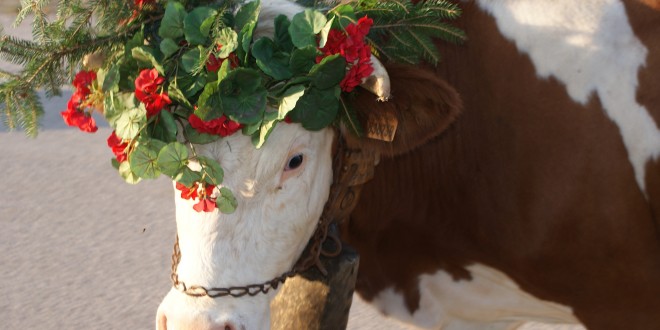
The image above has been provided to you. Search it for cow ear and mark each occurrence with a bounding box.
[345,63,462,157]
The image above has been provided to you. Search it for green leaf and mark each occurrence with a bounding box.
[104,91,135,127]
[234,0,260,31]
[197,155,224,185]
[196,82,222,120]
[174,167,202,187]
[160,38,180,59]
[129,142,162,179]
[289,87,339,131]
[278,85,305,119]
[151,110,178,143]
[242,121,261,136]
[157,142,189,177]
[329,4,356,30]
[318,17,334,48]
[339,95,363,137]
[102,65,120,92]
[216,59,231,83]
[178,72,207,98]
[290,46,319,75]
[118,161,142,184]
[115,105,147,140]
[252,37,292,80]
[183,122,221,144]
[289,9,327,48]
[181,46,203,73]
[214,28,238,58]
[126,30,144,57]
[309,54,346,90]
[132,46,165,74]
[167,82,192,109]
[219,68,267,125]
[158,1,186,39]
[237,21,256,64]
[252,119,277,149]
[184,7,217,45]
[274,14,294,52]
[216,187,237,214]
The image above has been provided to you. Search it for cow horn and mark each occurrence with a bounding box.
[361,55,391,101]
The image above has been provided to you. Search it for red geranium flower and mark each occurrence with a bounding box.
[340,59,374,92]
[206,51,240,72]
[176,182,199,200]
[135,68,171,117]
[61,71,99,133]
[188,114,242,137]
[193,198,216,212]
[61,107,98,133]
[193,184,216,212]
[317,16,374,92]
[72,70,97,95]
[176,182,216,212]
[135,68,164,95]
[107,131,129,162]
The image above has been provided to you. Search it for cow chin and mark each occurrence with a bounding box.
[156,124,335,330]
[156,287,270,330]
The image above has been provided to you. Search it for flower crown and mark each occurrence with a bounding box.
[1,0,464,213]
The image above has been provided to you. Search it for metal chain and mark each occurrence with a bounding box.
[171,236,298,298]
[169,135,377,299]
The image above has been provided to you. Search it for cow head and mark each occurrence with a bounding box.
[155,2,462,330]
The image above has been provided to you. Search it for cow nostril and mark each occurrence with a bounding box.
[210,322,237,330]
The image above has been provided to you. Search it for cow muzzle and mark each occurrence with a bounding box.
[156,288,268,330]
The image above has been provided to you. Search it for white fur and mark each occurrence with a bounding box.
[371,264,582,330]
[476,0,660,193]
[156,2,334,329]
[157,123,334,330]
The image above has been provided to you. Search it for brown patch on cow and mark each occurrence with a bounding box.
[346,63,462,158]
[644,159,660,240]
[636,0,660,10]
[624,0,660,240]
[342,1,660,328]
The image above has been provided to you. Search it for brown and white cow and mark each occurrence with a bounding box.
[156,0,660,329]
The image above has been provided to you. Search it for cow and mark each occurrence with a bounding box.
[155,0,660,329]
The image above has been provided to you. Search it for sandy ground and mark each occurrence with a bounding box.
[0,5,585,330]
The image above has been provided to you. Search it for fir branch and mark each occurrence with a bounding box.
[357,0,465,65]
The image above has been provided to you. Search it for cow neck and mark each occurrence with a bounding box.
[169,131,380,299]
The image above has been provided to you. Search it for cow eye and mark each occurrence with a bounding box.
[285,154,304,171]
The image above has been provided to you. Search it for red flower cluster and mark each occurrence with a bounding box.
[188,113,242,137]
[176,182,217,212]
[135,68,171,117]
[318,16,375,92]
[107,131,129,162]
[206,47,240,72]
[61,71,98,133]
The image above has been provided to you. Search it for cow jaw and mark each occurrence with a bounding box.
[157,123,335,330]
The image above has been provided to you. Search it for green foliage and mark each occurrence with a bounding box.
[216,187,237,213]
[353,0,466,65]
[0,0,464,214]
[1,0,134,136]
[289,9,327,48]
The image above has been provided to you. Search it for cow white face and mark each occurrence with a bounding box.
[156,122,335,330]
